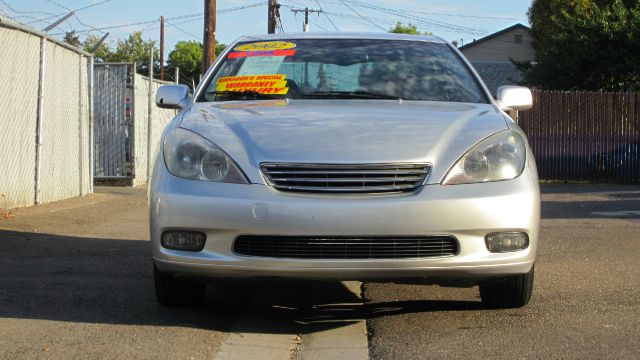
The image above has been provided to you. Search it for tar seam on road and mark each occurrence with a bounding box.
[213,281,369,360]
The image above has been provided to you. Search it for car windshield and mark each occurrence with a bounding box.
[199,38,489,103]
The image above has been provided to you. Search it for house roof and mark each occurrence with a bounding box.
[459,23,531,51]
[472,61,524,97]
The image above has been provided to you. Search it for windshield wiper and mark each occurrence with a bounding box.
[302,90,401,100]
[207,90,281,100]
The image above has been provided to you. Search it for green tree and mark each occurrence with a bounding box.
[167,41,227,86]
[521,0,640,90]
[110,32,159,76]
[63,31,81,47]
[83,34,113,62]
[215,43,227,57]
[388,21,431,35]
[168,40,203,86]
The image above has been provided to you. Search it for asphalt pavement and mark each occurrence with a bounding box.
[365,184,640,359]
[0,184,638,359]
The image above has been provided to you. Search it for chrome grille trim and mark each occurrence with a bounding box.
[233,236,459,259]
[260,163,431,193]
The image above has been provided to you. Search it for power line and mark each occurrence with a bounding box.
[282,3,396,30]
[310,18,328,31]
[167,22,199,40]
[0,7,11,18]
[322,10,396,29]
[110,16,201,38]
[55,1,266,35]
[314,0,338,31]
[341,0,487,35]
[23,0,114,26]
[414,10,526,21]
[75,0,114,13]
[44,0,70,11]
[283,2,442,33]
[339,0,386,31]
[52,18,159,35]
[40,0,108,34]
[297,0,525,21]
[0,0,57,17]
[77,2,266,40]
[0,1,75,30]
[72,14,107,35]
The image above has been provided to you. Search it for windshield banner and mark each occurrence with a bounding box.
[216,74,289,95]
[228,49,296,59]
[235,41,297,51]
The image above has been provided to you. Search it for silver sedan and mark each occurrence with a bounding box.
[150,32,540,309]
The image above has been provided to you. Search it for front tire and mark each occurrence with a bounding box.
[154,264,206,307]
[479,266,534,309]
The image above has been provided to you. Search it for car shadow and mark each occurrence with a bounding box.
[540,184,640,220]
[0,229,487,335]
[540,184,640,194]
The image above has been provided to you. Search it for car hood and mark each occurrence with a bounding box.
[179,99,510,184]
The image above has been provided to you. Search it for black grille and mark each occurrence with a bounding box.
[233,236,458,259]
[260,163,431,193]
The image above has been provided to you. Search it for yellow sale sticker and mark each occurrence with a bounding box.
[234,41,297,52]
[216,74,289,95]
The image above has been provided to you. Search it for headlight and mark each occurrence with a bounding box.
[442,130,526,185]
[163,128,248,183]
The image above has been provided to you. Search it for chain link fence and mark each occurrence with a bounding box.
[93,63,177,186]
[132,73,177,186]
[0,17,92,209]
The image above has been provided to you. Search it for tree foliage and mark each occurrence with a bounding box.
[110,32,160,76]
[168,40,202,86]
[522,0,640,90]
[215,43,228,57]
[388,21,431,35]
[63,31,81,47]
[167,41,227,86]
[77,31,228,83]
[83,34,112,62]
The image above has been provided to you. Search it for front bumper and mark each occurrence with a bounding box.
[150,166,540,282]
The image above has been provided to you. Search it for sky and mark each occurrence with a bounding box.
[0,0,532,57]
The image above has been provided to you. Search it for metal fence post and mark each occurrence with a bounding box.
[88,56,94,194]
[147,48,154,182]
[131,62,137,181]
[78,53,84,195]
[34,35,46,205]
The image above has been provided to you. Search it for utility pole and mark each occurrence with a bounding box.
[160,16,165,81]
[268,0,279,34]
[203,0,216,74]
[290,8,322,32]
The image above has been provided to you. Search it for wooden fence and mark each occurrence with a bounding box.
[519,90,640,183]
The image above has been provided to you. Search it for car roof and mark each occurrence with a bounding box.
[236,32,448,44]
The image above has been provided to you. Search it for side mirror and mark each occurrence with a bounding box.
[156,85,191,109]
[496,86,533,111]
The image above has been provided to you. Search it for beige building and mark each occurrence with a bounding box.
[460,23,535,62]
[459,24,535,96]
